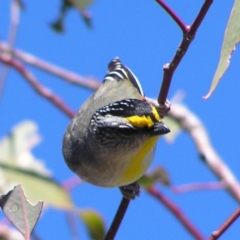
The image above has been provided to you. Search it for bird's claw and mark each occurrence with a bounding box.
[119,182,140,200]
[145,97,171,118]
[158,99,171,118]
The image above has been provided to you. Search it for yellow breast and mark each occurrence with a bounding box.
[118,136,159,186]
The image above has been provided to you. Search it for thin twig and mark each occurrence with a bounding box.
[171,181,225,194]
[209,207,240,240]
[104,198,130,240]
[169,103,240,202]
[0,3,217,240]
[156,0,213,104]
[0,42,101,90]
[62,176,83,191]
[0,53,75,118]
[61,177,82,240]
[189,0,214,35]
[155,0,187,31]
[146,186,205,240]
[0,0,20,100]
[66,212,80,240]
[105,2,214,239]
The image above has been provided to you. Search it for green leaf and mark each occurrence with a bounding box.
[204,0,240,99]
[78,209,106,240]
[69,0,95,11]
[69,0,94,28]
[0,185,43,240]
[50,18,64,32]
[50,0,72,33]
[139,166,171,188]
[51,0,94,32]
[0,121,73,210]
[0,163,73,210]
[163,116,182,143]
[0,120,48,174]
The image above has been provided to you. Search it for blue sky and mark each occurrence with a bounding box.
[0,0,240,239]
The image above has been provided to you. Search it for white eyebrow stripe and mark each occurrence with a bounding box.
[125,66,144,96]
[110,70,126,79]
[104,58,144,96]
[104,76,115,81]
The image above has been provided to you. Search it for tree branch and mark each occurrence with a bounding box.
[0,53,75,118]
[209,207,240,240]
[169,103,240,202]
[156,0,213,105]
[62,176,83,192]
[104,198,130,240]
[0,0,20,100]
[0,41,101,90]
[146,186,205,240]
[155,0,187,32]
[104,1,214,238]
[171,181,225,194]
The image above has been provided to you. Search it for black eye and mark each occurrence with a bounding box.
[118,126,135,136]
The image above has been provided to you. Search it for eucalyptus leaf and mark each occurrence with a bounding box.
[78,208,106,240]
[0,185,43,240]
[204,0,240,98]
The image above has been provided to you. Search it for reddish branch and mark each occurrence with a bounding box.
[0,53,75,118]
[105,1,214,239]
[0,0,20,98]
[0,42,101,90]
[209,207,240,240]
[171,182,225,194]
[155,0,186,31]
[169,103,240,202]
[147,186,205,240]
[104,198,130,240]
[0,1,220,240]
[156,0,213,105]
[62,176,82,191]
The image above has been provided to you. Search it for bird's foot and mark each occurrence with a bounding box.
[119,182,140,200]
[158,99,171,118]
[145,98,171,118]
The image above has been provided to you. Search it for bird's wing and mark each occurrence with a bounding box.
[104,57,144,96]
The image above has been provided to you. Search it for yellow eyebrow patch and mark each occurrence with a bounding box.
[126,115,154,128]
[126,105,161,128]
[151,106,161,122]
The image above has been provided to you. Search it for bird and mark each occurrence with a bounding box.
[62,57,170,199]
